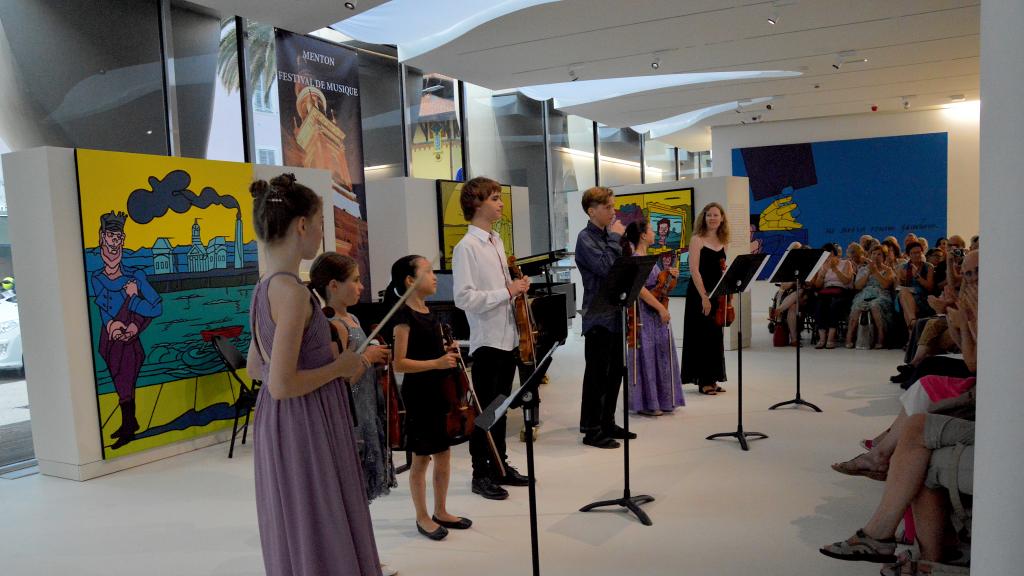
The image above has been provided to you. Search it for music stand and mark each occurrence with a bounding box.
[705,253,772,451]
[579,254,659,526]
[767,248,829,412]
[477,345,557,576]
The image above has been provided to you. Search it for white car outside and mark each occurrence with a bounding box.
[0,290,23,375]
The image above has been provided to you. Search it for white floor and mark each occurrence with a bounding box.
[0,296,905,576]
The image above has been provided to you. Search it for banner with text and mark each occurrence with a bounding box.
[275,30,370,296]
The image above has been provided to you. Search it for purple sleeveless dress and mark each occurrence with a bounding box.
[251,272,381,576]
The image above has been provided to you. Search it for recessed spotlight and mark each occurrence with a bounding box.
[344,1,357,9]
[651,56,661,70]
[768,8,778,25]
[146,130,153,135]
[950,94,966,102]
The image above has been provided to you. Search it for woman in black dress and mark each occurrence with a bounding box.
[681,202,730,395]
[386,255,472,542]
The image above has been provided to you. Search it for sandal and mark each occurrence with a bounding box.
[825,341,838,349]
[881,558,971,576]
[831,453,888,481]
[815,341,826,349]
[715,386,726,393]
[699,385,717,395]
[820,529,897,563]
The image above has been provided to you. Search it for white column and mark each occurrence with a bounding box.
[973,1,1024,574]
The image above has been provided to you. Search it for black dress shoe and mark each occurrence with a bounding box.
[417,522,448,541]
[471,476,509,500]
[603,425,637,440]
[432,515,473,529]
[582,433,620,449]
[496,463,530,487]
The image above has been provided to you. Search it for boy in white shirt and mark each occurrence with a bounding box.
[452,177,531,500]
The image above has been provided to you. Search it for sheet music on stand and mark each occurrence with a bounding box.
[710,254,773,298]
[767,248,830,285]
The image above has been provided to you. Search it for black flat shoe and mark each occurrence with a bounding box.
[416,522,448,541]
[432,515,472,530]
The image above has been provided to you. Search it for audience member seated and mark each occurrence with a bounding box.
[892,251,978,387]
[848,243,868,271]
[860,234,876,250]
[812,243,855,349]
[897,241,936,333]
[884,237,904,268]
[927,249,947,293]
[846,244,897,349]
[837,254,977,482]
[820,413,974,575]
[769,241,808,346]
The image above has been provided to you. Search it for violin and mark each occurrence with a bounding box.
[440,324,505,477]
[437,323,476,445]
[714,257,736,327]
[627,302,641,349]
[323,308,361,427]
[369,327,406,452]
[651,250,682,308]
[507,256,538,365]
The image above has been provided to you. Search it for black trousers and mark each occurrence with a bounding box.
[469,346,517,479]
[901,356,974,390]
[580,326,624,435]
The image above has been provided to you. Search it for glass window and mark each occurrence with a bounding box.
[406,69,463,181]
[678,149,698,180]
[700,150,714,177]
[548,110,595,252]
[464,84,549,251]
[245,22,282,165]
[0,0,169,468]
[359,52,403,181]
[173,4,244,161]
[598,127,641,187]
[644,136,675,183]
[0,0,167,155]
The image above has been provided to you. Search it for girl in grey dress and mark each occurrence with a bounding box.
[310,252,395,501]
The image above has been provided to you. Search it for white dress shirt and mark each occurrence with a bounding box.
[452,225,519,355]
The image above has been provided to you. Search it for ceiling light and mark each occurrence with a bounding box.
[344,1,357,9]
[651,56,661,70]
[768,8,778,25]
[901,96,911,110]
[950,94,966,102]
[567,66,580,82]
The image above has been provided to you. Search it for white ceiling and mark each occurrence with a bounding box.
[185,0,389,34]
[406,0,980,151]
[189,0,980,152]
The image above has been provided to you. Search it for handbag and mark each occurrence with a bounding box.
[856,312,873,350]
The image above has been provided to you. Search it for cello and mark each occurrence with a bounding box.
[440,323,505,477]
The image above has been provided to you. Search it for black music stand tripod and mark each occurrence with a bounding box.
[706,253,771,451]
[579,254,659,525]
[767,248,829,412]
[478,346,556,576]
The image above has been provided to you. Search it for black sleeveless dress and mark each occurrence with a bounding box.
[680,245,727,386]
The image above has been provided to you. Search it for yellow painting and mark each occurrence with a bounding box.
[614,188,694,294]
[76,149,259,459]
[436,180,514,270]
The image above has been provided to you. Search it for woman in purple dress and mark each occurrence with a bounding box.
[246,173,386,576]
[621,221,685,415]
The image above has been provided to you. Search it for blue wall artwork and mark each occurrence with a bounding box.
[733,133,948,279]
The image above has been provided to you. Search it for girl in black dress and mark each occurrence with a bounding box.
[386,255,472,541]
[681,202,731,395]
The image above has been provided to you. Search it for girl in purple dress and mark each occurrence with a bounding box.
[621,221,685,415]
[246,173,386,576]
